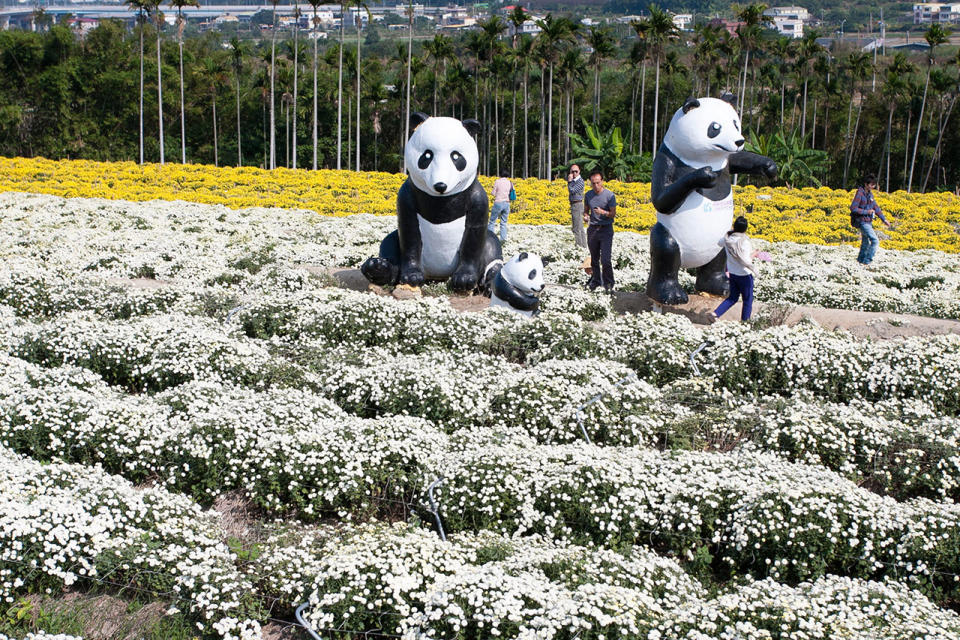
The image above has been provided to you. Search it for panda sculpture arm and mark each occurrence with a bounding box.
[449,180,492,291]
[396,180,426,286]
[729,152,778,180]
[651,146,720,214]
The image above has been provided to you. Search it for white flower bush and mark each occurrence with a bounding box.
[3,192,960,637]
[0,446,260,639]
[438,441,960,599]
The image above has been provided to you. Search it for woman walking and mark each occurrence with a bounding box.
[711,216,759,322]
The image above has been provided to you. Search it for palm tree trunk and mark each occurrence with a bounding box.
[903,109,911,188]
[922,95,957,192]
[138,12,144,164]
[213,92,218,167]
[523,63,528,179]
[494,81,500,176]
[403,6,412,172]
[639,59,646,155]
[347,94,352,166]
[538,67,544,178]
[270,12,277,169]
[547,62,553,179]
[801,77,808,139]
[739,49,749,119]
[337,6,344,170]
[883,104,894,191]
[908,69,930,192]
[844,91,863,187]
[843,88,856,187]
[312,10,318,170]
[652,54,661,158]
[292,10,299,170]
[356,19,361,172]
[156,24,165,164]
[629,73,637,153]
[779,81,784,128]
[236,71,242,166]
[510,67,516,177]
[811,99,817,148]
[178,20,186,164]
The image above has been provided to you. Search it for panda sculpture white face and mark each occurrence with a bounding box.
[662,97,745,170]
[405,117,480,197]
[501,252,545,294]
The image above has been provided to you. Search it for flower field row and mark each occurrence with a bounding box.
[5,191,960,638]
[5,342,960,605]
[5,191,959,322]
[2,157,960,252]
[0,446,261,639]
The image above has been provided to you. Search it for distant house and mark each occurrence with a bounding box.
[763,6,809,38]
[507,18,541,37]
[672,13,692,31]
[913,2,960,23]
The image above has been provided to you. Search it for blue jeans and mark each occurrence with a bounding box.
[488,202,510,243]
[714,273,754,321]
[587,224,614,289]
[856,221,879,264]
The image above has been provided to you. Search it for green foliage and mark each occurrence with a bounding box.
[567,118,650,182]
[746,128,830,188]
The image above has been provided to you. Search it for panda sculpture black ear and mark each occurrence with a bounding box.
[410,111,429,133]
[462,119,482,138]
[518,252,528,261]
[719,92,737,106]
[682,97,700,114]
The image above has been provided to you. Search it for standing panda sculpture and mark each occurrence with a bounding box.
[361,112,502,292]
[489,252,545,318]
[647,95,777,305]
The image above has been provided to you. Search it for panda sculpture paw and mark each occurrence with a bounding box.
[399,263,425,287]
[648,278,689,306]
[361,256,399,286]
[695,270,729,297]
[449,267,479,292]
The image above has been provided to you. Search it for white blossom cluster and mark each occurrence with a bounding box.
[0,445,261,639]
[0,353,444,516]
[4,192,960,321]
[4,192,960,636]
[248,521,960,639]
[437,441,960,597]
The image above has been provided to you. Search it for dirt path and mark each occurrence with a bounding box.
[315,267,960,340]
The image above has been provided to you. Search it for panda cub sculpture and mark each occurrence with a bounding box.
[647,94,777,305]
[489,252,545,318]
[361,112,502,292]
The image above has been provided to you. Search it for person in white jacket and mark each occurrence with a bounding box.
[710,216,759,321]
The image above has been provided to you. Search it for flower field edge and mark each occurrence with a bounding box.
[2,156,960,253]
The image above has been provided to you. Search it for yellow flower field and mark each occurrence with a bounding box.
[2,156,959,252]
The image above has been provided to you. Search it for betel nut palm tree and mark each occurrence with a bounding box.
[127,0,152,165]
[170,0,199,164]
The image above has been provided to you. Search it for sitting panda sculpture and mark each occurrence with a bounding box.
[361,112,502,292]
[647,94,777,305]
[489,252,545,318]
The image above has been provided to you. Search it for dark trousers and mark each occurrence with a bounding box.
[587,224,614,289]
[714,273,754,321]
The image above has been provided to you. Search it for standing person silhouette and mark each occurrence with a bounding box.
[566,164,587,248]
[583,170,617,292]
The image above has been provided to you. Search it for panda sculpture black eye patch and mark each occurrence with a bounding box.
[418,151,433,170]
[708,122,721,139]
[528,269,537,280]
[450,151,466,171]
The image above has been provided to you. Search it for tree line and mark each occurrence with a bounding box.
[0,3,958,192]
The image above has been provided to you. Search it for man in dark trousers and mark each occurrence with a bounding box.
[583,169,617,292]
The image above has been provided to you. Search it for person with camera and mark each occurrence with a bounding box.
[566,164,587,248]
